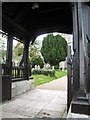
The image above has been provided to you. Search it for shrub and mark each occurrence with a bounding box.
[32,69,55,77]
[54,64,59,69]
[30,56,44,68]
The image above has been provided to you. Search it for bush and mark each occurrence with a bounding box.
[32,69,55,77]
[54,64,59,69]
[30,56,44,68]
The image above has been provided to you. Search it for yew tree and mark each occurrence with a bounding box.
[41,34,67,67]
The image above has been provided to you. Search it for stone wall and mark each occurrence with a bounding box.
[12,78,35,98]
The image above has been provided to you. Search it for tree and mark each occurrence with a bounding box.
[29,41,40,59]
[13,40,42,65]
[31,56,44,68]
[41,34,67,67]
[13,42,24,62]
[29,41,44,68]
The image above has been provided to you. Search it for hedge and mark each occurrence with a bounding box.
[32,69,55,77]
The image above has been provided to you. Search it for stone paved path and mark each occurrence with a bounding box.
[0,89,67,118]
[37,76,67,91]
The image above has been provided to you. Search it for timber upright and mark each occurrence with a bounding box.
[70,2,90,115]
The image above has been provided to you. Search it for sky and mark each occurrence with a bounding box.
[0,32,73,54]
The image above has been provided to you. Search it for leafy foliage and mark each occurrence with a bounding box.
[41,34,67,67]
[29,41,40,58]
[32,69,55,77]
[30,56,44,68]
[13,42,24,62]
[13,42,24,56]
[29,41,44,68]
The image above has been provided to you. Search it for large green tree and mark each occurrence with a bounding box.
[41,34,68,67]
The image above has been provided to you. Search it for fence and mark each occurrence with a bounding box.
[1,64,31,80]
[12,66,25,79]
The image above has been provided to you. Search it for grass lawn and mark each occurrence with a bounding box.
[33,70,67,86]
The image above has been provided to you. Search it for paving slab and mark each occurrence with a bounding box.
[35,109,63,118]
[2,111,29,118]
[0,89,67,118]
[36,75,67,91]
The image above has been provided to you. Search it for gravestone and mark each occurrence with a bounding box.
[35,65,38,70]
[59,61,65,70]
[52,66,54,70]
[44,63,51,69]
[38,65,40,70]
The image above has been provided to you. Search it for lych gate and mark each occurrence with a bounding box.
[1,2,90,115]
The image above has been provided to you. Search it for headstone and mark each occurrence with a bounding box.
[52,66,54,70]
[32,68,35,71]
[35,65,38,69]
[38,65,40,70]
[45,63,51,69]
[59,61,65,71]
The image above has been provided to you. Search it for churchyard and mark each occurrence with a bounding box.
[32,62,67,86]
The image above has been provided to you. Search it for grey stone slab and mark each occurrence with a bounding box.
[23,96,53,103]
[2,105,22,113]
[35,109,63,118]
[43,103,66,112]
[0,89,67,118]
[1,99,29,114]
[25,101,48,110]
[0,111,2,120]
[8,99,29,106]
[2,111,28,118]
[50,97,67,105]
[14,106,40,117]
[0,106,2,111]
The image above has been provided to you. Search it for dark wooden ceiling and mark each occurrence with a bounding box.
[2,2,73,43]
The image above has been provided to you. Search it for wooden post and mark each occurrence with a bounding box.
[72,3,80,94]
[78,3,90,93]
[6,33,13,76]
[71,3,90,115]
[67,45,72,112]
[23,41,29,80]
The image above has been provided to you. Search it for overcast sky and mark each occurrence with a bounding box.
[0,32,73,54]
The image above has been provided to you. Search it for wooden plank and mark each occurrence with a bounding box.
[67,46,72,112]
[72,3,80,93]
[6,34,13,76]
[2,75,11,102]
[71,95,90,115]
